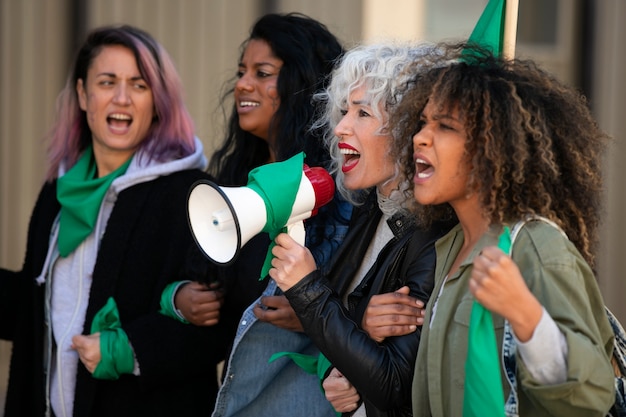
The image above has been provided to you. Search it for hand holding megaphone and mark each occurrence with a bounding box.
[187,152,334,279]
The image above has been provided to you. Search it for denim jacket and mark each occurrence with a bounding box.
[212,280,337,417]
[212,193,352,417]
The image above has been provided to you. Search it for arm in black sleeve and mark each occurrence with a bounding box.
[0,268,20,340]
[0,182,60,341]
[285,242,437,410]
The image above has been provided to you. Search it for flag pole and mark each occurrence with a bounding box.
[502,0,520,60]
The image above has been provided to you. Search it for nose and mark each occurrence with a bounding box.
[334,115,351,140]
[113,83,131,105]
[412,124,431,150]
[235,72,253,92]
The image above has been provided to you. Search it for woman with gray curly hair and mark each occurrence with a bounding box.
[315,42,440,207]
[269,42,455,417]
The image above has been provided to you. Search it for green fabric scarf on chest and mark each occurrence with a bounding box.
[56,145,133,257]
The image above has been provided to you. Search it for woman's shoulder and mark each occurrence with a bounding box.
[515,219,569,249]
[120,169,215,206]
[513,219,587,272]
[160,169,215,185]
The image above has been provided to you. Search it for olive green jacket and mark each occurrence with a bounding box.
[412,222,615,417]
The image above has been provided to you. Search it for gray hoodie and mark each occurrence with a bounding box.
[38,137,207,417]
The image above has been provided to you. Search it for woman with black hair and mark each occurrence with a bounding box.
[167,13,352,417]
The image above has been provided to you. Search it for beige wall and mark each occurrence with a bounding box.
[1,0,71,271]
[0,1,73,408]
[593,0,626,325]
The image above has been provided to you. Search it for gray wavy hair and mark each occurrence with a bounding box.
[312,42,439,205]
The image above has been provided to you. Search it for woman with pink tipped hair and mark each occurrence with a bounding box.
[0,25,227,417]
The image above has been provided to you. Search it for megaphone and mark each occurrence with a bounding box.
[187,162,335,266]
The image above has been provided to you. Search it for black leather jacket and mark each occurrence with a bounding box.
[285,192,454,417]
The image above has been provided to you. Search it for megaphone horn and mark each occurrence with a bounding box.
[187,163,335,266]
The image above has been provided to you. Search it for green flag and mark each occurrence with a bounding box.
[463,3,510,415]
[467,0,506,56]
[463,226,510,417]
[246,152,304,279]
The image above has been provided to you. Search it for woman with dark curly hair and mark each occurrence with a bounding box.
[391,43,615,416]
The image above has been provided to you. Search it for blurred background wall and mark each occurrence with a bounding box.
[1,0,624,413]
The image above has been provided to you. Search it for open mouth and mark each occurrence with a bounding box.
[108,113,132,131]
[239,101,260,108]
[340,147,360,173]
[415,157,433,178]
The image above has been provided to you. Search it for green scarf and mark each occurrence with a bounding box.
[463,226,510,417]
[90,297,135,379]
[56,146,132,257]
[246,152,304,279]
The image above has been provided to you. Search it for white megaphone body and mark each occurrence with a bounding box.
[187,164,335,265]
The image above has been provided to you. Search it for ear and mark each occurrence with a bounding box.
[76,79,87,111]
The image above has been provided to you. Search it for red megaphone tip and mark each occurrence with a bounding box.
[303,164,335,213]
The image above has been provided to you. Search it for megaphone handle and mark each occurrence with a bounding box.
[287,220,306,246]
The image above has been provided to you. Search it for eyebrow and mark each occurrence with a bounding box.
[238,61,281,69]
[433,113,457,121]
[426,107,459,122]
[96,72,144,81]
[351,99,371,106]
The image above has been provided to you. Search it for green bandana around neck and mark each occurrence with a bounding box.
[56,146,133,257]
